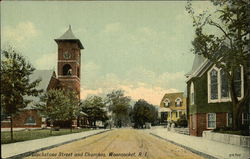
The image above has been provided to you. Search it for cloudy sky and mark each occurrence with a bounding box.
[1,1,216,105]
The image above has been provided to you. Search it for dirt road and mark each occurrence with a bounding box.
[25,128,205,159]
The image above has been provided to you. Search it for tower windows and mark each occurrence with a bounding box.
[63,64,72,76]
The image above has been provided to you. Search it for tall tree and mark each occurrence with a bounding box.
[133,99,158,128]
[81,96,108,127]
[63,89,80,132]
[38,89,79,134]
[1,48,42,141]
[186,0,249,129]
[106,90,131,127]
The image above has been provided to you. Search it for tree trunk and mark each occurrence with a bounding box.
[10,114,13,142]
[229,72,239,130]
[70,120,73,133]
[232,103,240,130]
[50,121,53,135]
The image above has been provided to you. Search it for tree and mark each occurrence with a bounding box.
[106,90,131,127]
[1,48,42,141]
[81,96,108,127]
[176,114,188,127]
[186,0,249,129]
[63,90,80,132]
[38,89,79,134]
[132,99,158,128]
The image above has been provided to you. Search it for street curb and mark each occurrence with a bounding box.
[3,129,112,159]
[150,133,219,159]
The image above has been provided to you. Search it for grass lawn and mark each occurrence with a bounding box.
[1,128,90,144]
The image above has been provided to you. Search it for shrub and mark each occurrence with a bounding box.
[176,114,188,127]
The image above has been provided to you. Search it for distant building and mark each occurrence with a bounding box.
[1,26,84,128]
[159,92,187,123]
[185,54,248,136]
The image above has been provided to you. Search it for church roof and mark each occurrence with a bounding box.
[185,54,211,82]
[55,25,84,49]
[24,70,55,110]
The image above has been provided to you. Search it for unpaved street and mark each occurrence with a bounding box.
[25,128,205,159]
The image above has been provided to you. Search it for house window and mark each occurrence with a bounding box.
[25,116,36,125]
[227,113,232,127]
[207,113,216,129]
[242,113,249,125]
[210,69,218,100]
[190,82,194,105]
[234,67,242,97]
[175,98,182,107]
[220,69,229,98]
[164,98,170,107]
[176,111,182,118]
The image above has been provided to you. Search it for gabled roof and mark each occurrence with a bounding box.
[24,70,55,110]
[185,54,212,82]
[160,92,185,108]
[55,25,84,49]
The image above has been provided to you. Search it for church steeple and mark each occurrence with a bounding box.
[55,25,84,49]
[54,26,83,99]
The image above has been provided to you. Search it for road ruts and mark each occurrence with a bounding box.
[25,128,205,159]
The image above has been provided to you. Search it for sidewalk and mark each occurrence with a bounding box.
[148,127,250,159]
[1,129,110,159]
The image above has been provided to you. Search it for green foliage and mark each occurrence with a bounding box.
[132,99,158,128]
[106,90,131,127]
[63,90,80,121]
[176,114,188,127]
[1,48,42,115]
[1,48,42,141]
[38,89,80,126]
[81,96,108,126]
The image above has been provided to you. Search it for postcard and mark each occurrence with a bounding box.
[1,1,249,159]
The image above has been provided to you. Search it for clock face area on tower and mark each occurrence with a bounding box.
[63,51,71,59]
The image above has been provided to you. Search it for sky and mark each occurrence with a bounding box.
[1,1,217,105]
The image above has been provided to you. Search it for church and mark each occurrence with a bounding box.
[1,26,84,128]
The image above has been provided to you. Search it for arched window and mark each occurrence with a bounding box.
[234,67,242,97]
[220,69,229,98]
[63,64,72,76]
[190,82,194,105]
[164,98,170,107]
[208,65,243,103]
[210,69,218,100]
[175,98,182,107]
[25,116,36,125]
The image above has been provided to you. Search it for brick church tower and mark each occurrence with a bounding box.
[55,26,84,99]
